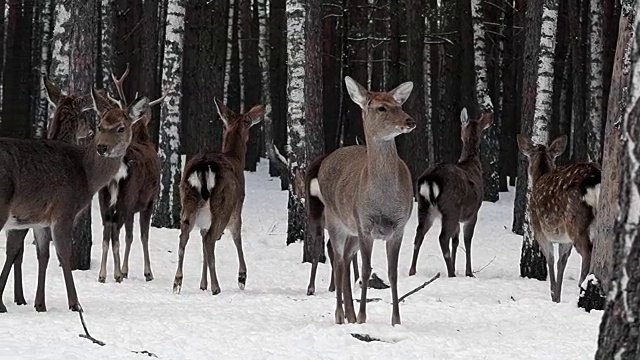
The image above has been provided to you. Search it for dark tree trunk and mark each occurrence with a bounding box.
[499,0,516,192]
[141,0,161,145]
[595,5,640,352]
[226,0,241,116]
[568,0,589,162]
[322,0,343,152]
[113,0,142,101]
[550,0,571,166]
[0,0,6,116]
[182,0,228,158]
[240,0,261,171]
[342,0,367,146]
[428,0,441,165]
[69,1,96,271]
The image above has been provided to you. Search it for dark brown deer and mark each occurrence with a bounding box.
[97,66,163,283]
[0,77,101,313]
[307,76,415,326]
[409,109,492,278]
[173,99,264,295]
[0,85,149,313]
[517,134,601,303]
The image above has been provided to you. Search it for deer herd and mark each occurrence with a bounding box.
[0,70,601,327]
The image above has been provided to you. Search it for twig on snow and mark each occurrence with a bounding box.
[473,256,497,274]
[77,311,106,346]
[398,272,440,303]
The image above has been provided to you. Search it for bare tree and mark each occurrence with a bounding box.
[586,0,604,163]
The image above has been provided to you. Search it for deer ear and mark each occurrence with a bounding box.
[128,97,150,124]
[548,135,568,158]
[44,77,63,106]
[460,108,469,125]
[214,98,233,127]
[245,104,265,127]
[344,76,369,109]
[516,134,534,157]
[389,81,413,105]
[479,112,493,130]
[91,87,112,115]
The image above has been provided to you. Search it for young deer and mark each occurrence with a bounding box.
[0,77,96,312]
[97,66,163,283]
[409,109,492,278]
[173,99,264,295]
[0,86,149,313]
[307,76,415,326]
[517,134,601,303]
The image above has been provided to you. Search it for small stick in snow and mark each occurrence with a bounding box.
[398,272,440,303]
[473,256,497,274]
[350,333,393,343]
[77,311,106,346]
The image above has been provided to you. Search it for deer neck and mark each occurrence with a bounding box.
[529,159,553,185]
[364,136,401,188]
[222,130,247,168]
[83,142,126,194]
[458,143,482,173]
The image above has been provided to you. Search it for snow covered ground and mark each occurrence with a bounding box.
[1,160,603,359]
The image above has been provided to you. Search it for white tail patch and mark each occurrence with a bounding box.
[309,178,324,203]
[583,183,600,209]
[206,169,216,191]
[187,172,201,191]
[108,162,129,207]
[418,181,439,204]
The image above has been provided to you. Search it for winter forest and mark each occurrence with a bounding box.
[0,0,640,358]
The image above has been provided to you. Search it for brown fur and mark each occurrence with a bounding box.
[307,76,415,326]
[409,109,493,278]
[97,69,163,284]
[517,134,601,302]
[172,99,264,295]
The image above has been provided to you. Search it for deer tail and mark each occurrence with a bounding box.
[418,178,440,205]
[580,167,601,211]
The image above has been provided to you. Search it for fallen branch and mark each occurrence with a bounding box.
[398,272,440,303]
[77,311,158,357]
[354,297,383,303]
[473,256,497,274]
[351,333,391,343]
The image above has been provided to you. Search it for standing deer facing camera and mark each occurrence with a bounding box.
[517,134,600,303]
[306,76,415,326]
[409,108,492,278]
[173,99,264,295]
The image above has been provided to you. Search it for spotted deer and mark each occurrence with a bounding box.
[307,76,415,326]
[517,134,601,303]
[409,109,492,278]
[97,66,164,283]
[172,99,264,295]
[0,84,149,313]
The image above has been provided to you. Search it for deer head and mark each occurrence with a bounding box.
[214,98,264,145]
[517,134,568,181]
[344,76,415,140]
[459,108,493,160]
[44,77,95,142]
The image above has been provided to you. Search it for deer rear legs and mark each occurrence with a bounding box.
[33,228,51,312]
[409,210,433,276]
[462,217,478,277]
[229,216,247,290]
[0,229,29,313]
[52,220,82,312]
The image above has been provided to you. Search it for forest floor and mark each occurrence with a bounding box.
[1,160,603,359]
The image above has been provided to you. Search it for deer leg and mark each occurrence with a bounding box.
[409,209,433,276]
[463,216,478,277]
[7,230,28,306]
[111,220,124,283]
[139,206,154,281]
[98,221,112,283]
[33,228,51,312]
[352,251,360,286]
[0,230,22,312]
[439,215,458,277]
[173,219,194,294]
[573,234,593,287]
[203,227,223,295]
[333,253,345,325]
[306,219,325,296]
[538,239,558,302]
[342,238,358,324]
[327,239,336,292]
[199,229,208,291]
[357,233,374,324]
[555,243,572,302]
[121,215,134,279]
[229,216,247,290]
[451,227,461,274]
[387,233,403,326]
[0,253,11,313]
[52,220,82,312]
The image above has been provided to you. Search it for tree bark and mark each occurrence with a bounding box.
[32,0,53,139]
[586,0,604,163]
[240,0,261,171]
[595,4,640,354]
[152,0,185,229]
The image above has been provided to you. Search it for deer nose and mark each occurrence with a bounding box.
[96,145,108,156]
[406,118,416,129]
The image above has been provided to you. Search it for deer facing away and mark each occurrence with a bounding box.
[307,76,415,326]
[409,109,492,278]
[0,85,149,313]
[97,66,163,283]
[173,99,264,295]
[517,134,601,303]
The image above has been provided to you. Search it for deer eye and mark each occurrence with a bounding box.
[377,106,386,112]
[97,125,102,132]
[117,126,125,133]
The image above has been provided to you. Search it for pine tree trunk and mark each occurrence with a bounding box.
[586,0,604,163]
[595,4,640,353]
[568,0,589,162]
[68,1,96,271]
[113,0,142,100]
[226,0,241,113]
[519,0,558,281]
[579,1,633,312]
[240,0,261,172]
[285,0,306,245]
[322,0,343,152]
[152,0,185,229]
[141,0,160,145]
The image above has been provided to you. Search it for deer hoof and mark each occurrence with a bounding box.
[34,303,47,312]
[98,276,106,283]
[328,283,335,292]
[448,273,457,278]
[121,272,128,279]
[238,273,246,290]
[211,287,221,295]
[357,312,367,324]
[335,308,345,324]
[114,275,123,283]
[0,303,6,313]
[408,268,416,276]
[466,272,476,278]
[307,286,315,296]
[391,317,401,326]
[173,277,183,294]
[14,297,27,306]
[145,273,154,282]
[69,303,83,312]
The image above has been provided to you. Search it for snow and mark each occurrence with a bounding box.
[0,159,603,359]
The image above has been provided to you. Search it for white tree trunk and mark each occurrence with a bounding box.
[51,1,72,92]
[152,0,185,229]
[34,0,54,138]
[423,15,434,168]
[587,0,604,163]
[471,0,493,112]
[101,0,113,92]
[258,0,273,159]
[285,0,306,244]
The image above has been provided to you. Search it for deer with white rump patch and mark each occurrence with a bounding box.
[517,134,600,303]
[0,84,150,313]
[173,99,264,295]
[306,76,415,325]
[409,109,492,278]
[97,65,164,283]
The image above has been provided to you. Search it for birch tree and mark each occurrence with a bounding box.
[595,3,640,354]
[101,0,114,93]
[32,0,54,139]
[285,0,306,245]
[258,0,275,172]
[50,1,71,93]
[520,0,558,280]
[586,0,604,163]
[152,0,185,229]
